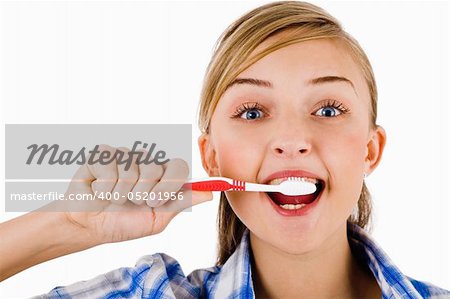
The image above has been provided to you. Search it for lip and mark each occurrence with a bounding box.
[262,169,324,184]
[265,183,324,217]
[261,169,325,217]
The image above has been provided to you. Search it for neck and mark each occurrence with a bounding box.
[249,222,380,298]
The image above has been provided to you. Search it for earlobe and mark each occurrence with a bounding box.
[198,133,219,177]
[365,125,387,174]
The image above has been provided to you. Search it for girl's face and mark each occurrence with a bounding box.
[200,38,385,254]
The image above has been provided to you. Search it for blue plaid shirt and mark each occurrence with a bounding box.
[35,223,449,298]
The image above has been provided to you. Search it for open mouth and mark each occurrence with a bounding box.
[266,179,325,210]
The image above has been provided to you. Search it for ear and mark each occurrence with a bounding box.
[364,125,387,175]
[198,133,220,177]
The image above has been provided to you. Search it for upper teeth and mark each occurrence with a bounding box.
[268,176,318,185]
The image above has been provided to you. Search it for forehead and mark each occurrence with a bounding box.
[238,38,369,99]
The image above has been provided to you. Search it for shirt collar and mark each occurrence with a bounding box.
[348,223,422,298]
[209,229,255,298]
[212,223,422,298]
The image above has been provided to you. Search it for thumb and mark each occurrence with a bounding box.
[191,190,213,207]
[154,190,213,222]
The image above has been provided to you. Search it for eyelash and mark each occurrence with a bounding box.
[231,99,350,120]
[317,99,351,116]
[231,102,267,119]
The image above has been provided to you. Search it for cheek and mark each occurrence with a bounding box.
[212,127,266,229]
[214,127,265,181]
[314,129,368,228]
[328,132,366,165]
[320,129,367,201]
[317,120,367,171]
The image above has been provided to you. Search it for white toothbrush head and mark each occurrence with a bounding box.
[277,177,317,196]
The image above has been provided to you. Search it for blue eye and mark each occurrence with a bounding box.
[315,107,341,117]
[241,109,263,120]
[314,100,349,117]
[232,102,267,121]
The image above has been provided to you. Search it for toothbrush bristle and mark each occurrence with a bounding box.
[280,179,317,196]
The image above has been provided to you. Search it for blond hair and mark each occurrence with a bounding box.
[197,1,377,266]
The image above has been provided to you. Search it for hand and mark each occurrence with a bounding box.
[59,145,212,245]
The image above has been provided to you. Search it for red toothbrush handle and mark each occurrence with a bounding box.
[183,180,246,191]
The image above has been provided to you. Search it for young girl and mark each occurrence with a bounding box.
[1,1,448,298]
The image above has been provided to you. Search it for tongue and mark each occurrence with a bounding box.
[267,192,317,205]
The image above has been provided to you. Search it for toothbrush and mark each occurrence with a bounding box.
[183,177,316,196]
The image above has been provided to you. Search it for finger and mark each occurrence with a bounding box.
[89,145,118,198]
[147,158,189,208]
[111,147,139,205]
[130,150,164,206]
[68,163,95,194]
[60,162,107,213]
[152,190,213,230]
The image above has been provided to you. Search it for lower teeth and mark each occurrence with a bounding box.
[279,203,306,210]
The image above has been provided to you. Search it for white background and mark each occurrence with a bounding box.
[0,1,449,297]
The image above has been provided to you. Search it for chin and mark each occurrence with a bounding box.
[253,224,321,254]
[270,234,320,255]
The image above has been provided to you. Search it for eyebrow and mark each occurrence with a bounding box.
[226,78,273,90]
[226,75,356,94]
[308,75,355,89]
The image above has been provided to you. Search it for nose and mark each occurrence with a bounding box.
[270,122,312,158]
[272,139,311,157]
